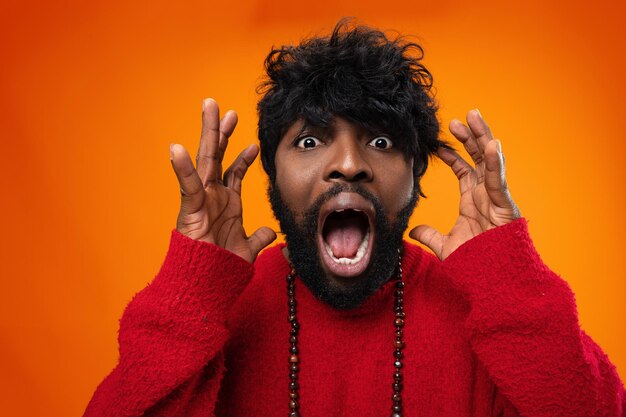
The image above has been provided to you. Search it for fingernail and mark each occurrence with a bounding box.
[495,139,502,154]
[202,98,212,112]
[474,108,482,117]
[170,143,175,160]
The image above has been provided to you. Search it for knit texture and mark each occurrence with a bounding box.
[85,219,625,417]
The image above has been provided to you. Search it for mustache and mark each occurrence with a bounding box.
[302,183,385,231]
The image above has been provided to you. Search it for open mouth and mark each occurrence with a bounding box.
[317,193,375,278]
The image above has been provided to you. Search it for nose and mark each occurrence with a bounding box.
[324,136,373,183]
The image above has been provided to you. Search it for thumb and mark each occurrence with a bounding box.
[247,226,278,259]
[409,225,444,258]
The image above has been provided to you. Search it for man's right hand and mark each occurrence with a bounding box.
[169,98,277,264]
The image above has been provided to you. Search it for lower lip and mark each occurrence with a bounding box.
[317,230,374,278]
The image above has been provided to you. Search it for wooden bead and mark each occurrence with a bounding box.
[286,268,408,416]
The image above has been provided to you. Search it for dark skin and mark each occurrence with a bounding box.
[169,98,521,269]
[274,116,415,281]
[411,112,522,259]
[274,117,415,226]
[169,98,276,264]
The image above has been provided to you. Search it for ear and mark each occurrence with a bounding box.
[411,160,426,199]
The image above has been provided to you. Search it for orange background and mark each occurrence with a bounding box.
[1,0,625,415]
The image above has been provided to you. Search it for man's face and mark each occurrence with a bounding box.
[271,116,418,309]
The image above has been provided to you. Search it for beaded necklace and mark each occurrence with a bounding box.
[286,255,406,417]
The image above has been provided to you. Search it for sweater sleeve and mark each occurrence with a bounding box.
[442,218,625,417]
[84,230,254,417]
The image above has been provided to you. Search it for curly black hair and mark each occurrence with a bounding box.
[257,19,444,197]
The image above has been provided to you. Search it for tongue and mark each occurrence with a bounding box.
[325,221,365,258]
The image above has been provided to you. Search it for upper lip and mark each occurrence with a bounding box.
[318,192,375,236]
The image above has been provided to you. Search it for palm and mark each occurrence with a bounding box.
[410,110,520,260]
[181,182,239,239]
[170,99,276,263]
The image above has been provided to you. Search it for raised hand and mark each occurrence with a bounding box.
[169,98,276,263]
[410,109,521,260]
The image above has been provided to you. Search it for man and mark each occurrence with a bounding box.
[85,21,624,416]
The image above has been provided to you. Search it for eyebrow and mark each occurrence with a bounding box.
[296,117,392,140]
[295,120,325,137]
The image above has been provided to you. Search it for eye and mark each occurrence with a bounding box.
[296,136,323,149]
[368,136,393,149]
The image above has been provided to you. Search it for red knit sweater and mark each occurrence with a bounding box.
[84,219,625,416]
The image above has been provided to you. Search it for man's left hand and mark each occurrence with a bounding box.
[410,109,521,260]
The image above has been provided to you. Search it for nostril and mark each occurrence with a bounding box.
[328,170,369,181]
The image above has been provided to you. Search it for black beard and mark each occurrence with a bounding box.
[269,183,419,310]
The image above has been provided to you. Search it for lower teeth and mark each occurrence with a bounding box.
[324,230,370,265]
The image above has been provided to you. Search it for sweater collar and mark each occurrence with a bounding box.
[256,240,431,318]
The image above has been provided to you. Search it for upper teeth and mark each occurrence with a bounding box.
[324,230,370,265]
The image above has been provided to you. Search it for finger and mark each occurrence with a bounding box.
[437,147,472,176]
[437,147,478,195]
[196,98,221,185]
[409,225,444,258]
[170,143,205,213]
[484,139,514,209]
[449,119,484,166]
[466,109,494,154]
[223,144,259,194]
[214,110,239,180]
[247,226,277,258]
